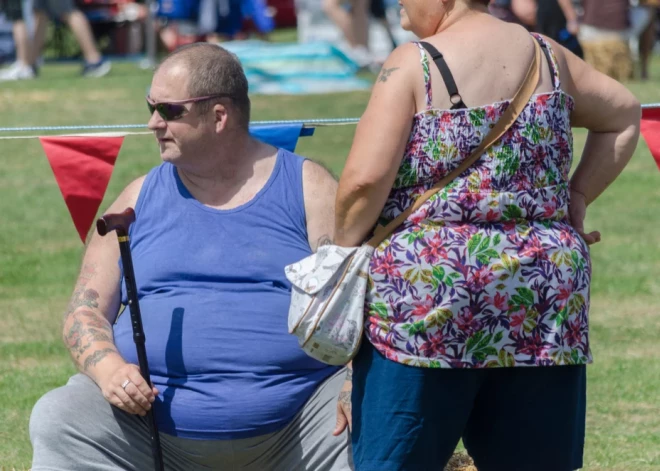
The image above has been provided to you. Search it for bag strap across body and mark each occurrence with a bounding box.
[366,37,543,248]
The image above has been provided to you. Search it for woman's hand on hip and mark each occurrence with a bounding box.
[569,189,601,245]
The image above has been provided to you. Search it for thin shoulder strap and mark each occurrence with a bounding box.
[367,39,542,248]
[419,41,467,110]
[532,33,561,90]
[414,42,434,109]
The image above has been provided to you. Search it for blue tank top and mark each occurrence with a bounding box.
[113,149,339,440]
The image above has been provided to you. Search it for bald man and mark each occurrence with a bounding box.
[29,43,353,471]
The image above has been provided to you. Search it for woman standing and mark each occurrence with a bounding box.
[333,0,640,469]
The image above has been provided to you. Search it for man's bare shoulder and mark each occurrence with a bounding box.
[108,175,147,213]
[302,159,338,193]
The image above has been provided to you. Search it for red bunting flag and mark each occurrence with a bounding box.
[640,107,660,171]
[39,136,124,243]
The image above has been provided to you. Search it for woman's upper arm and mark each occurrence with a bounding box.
[340,43,418,186]
[555,39,641,131]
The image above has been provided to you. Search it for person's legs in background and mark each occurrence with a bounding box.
[322,0,371,67]
[34,0,110,76]
[0,0,35,80]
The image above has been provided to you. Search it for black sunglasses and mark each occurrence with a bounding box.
[146,94,231,121]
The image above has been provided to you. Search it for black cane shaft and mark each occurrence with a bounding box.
[117,238,164,471]
[96,208,164,471]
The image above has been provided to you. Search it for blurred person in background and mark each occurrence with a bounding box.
[511,0,536,28]
[579,0,632,81]
[322,0,372,67]
[0,0,110,80]
[630,0,659,79]
[536,0,583,57]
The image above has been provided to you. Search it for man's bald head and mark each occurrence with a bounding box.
[156,43,251,129]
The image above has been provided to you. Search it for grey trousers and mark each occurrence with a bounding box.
[30,368,353,471]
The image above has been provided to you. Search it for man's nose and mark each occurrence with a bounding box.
[147,110,166,130]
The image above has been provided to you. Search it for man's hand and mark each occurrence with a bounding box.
[569,189,601,245]
[98,363,159,416]
[333,369,352,436]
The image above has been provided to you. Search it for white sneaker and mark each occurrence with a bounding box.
[0,61,36,81]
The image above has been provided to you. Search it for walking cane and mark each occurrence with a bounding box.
[97,207,164,471]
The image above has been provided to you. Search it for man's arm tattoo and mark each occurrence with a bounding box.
[345,367,353,381]
[65,263,100,318]
[317,235,333,248]
[339,391,351,409]
[83,348,117,371]
[377,67,400,83]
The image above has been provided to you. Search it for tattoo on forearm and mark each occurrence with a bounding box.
[63,309,114,362]
[317,235,333,248]
[65,263,100,318]
[82,348,117,371]
[377,67,399,83]
[345,367,353,381]
[339,391,351,410]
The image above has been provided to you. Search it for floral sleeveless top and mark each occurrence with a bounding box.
[365,35,592,368]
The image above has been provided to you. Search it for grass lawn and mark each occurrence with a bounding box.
[0,52,659,470]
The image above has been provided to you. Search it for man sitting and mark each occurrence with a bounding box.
[29,42,352,470]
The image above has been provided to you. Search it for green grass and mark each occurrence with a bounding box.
[0,56,659,469]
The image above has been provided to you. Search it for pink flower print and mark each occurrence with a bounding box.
[458,191,485,209]
[410,208,428,226]
[519,236,545,259]
[480,177,492,191]
[557,282,573,302]
[543,201,556,219]
[372,252,402,278]
[518,332,552,359]
[468,266,495,291]
[411,294,435,318]
[485,292,509,311]
[420,334,447,357]
[563,319,582,348]
[486,209,500,222]
[456,307,481,336]
[419,235,448,264]
[509,307,526,334]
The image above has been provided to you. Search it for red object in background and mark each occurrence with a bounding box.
[266,0,296,28]
[640,107,660,171]
[39,136,124,243]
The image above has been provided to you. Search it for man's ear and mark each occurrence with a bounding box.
[213,103,229,133]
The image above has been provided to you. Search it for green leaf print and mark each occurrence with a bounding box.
[369,302,389,320]
[429,360,443,368]
[497,348,516,367]
[494,331,504,344]
[469,108,486,127]
[502,205,523,221]
[493,234,502,246]
[467,233,483,256]
[428,308,453,328]
[495,145,519,177]
[523,308,539,333]
[466,331,498,361]
[402,320,427,335]
[569,294,585,315]
[476,249,499,265]
[571,349,580,364]
[397,161,417,188]
[553,306,569,327]
[523,123,542,144]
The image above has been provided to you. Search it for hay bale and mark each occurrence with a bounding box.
[444,452,477,471]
